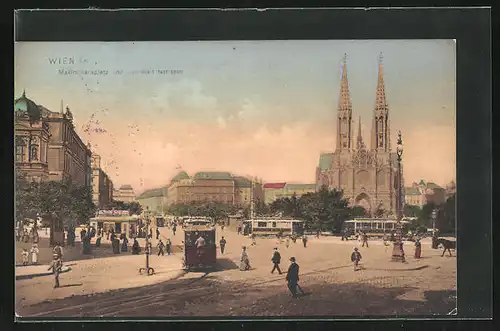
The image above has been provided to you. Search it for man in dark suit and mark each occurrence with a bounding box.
[271,248,282,274]
[286,257,300,298]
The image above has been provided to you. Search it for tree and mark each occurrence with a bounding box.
[436,194,455,233]
[404,204,420,218]
[15,171,40,225]
[350,205,368,218]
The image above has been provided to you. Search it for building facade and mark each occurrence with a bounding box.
[113,185,136,202]
[91,153,114,208]
[316,55,400,217]
[404,180,446,208]
[166,171,263,206]
[136,186,168,214]
[263,183,316,203]
[445,180,456,199]
[14,91,92,187]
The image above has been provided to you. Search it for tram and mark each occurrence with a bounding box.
[242,218,305,237]
[342,218,410,238]
[182,218,217,270]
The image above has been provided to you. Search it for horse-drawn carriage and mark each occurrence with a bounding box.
[182,220,217,271]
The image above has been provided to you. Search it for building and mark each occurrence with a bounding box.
[166,171,263,206]
[113,185,136,202]
[14,91,92,187]
[136,186,168,214]
[445,180,456,199]
[91,153,114,208]
[404,180,446,208]
[263,183,316,203]
[316,54,400,217]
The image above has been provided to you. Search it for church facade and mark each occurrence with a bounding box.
[316,54,402,217]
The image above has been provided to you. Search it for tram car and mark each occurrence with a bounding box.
[182,220,217,270]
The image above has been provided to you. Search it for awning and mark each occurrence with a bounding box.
[90,216,140,222]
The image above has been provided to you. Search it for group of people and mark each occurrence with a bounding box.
[21,244,40,266]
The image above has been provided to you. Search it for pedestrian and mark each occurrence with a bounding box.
[239,246,251,271]
[351,247,362,271]
[21,248,29,266]
[302,235,308,248]
[30,244,39,265]
[157,239,165,256]
[286,257,300,298]
[291,234,297,243]
[285,236,290,248]
[121,235,129,252]
[383,235,390,252]
[132,238,141,254]
[80,228,86,241]
[165,238,172,255]
[251,232,256,246]
[401,242,406,262]
[23,229,29,243]
[149,228,153,239]
[362,232,369,248]
[271,247,282,274]
[47,254,63,288]
[219,236,227,254]
[316,230,320,239]
[156,228,160,240]
[195,234,206,257]
[172,225,177,236]
[53,242,63,260]
[16,228,21,242]
[221,223,225,231]
[414,238,422,259]
[96,233,102,247]
[237,225,241,235]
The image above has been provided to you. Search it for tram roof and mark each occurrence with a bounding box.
[346,218,410,224]
[243,218,304,223]
[183,225,215,232]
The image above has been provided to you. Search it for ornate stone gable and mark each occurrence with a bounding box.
[351,149,375,168]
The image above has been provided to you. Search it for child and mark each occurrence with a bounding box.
[47,254,63,288]
[30,244,40,265]
[285,236,290,248]
[21,248,29,266]
[351,247,362,271]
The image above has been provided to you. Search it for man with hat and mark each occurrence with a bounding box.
[351,247,362,271]
[286,257,300,298]
[48,253,63,288]
[271,247,282,274]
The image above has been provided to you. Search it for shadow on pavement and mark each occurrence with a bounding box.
[17,270,456,318]
[214,258,239,271]
[59,283,83,288]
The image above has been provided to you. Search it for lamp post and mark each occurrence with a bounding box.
[431,209,437,233]
[391,131,405,262]
[139,207,155,275]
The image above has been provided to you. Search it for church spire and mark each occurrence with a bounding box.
[357,115,365,150]
[60,99,64,114]
[371,53,391,152]
[22,89,26,97]
[336,53,353,152]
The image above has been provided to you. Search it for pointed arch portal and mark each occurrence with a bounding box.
[354,193,372,216]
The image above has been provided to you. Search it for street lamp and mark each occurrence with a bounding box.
[391,131,405,262]
[431,209,437,232]
[139,207,155,275]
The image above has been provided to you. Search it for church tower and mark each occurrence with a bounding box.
[371,53,391,153]
[336,54,353,153]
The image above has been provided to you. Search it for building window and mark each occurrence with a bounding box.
[15,136,26,162]
[30,145,39,161]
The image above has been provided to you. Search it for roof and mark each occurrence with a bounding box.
[171,171,190,182]
[318,153,334,171]
[136,187,168,199]
[193,171,233,180]
[233,176,252,188]
[285,183,317,191]
[120,184,134,190]
[90,216,139,222]
[418,179,426,185]
[263,183,286,189]
[14,91,41,122]
[426,182,442,189]
[405,187,421,195]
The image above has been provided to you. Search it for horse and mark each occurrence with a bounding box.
[435,238,456,257]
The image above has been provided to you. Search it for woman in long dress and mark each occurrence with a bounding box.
[414,238,422,258]
[30,244,40,265]
[239,246,251,271]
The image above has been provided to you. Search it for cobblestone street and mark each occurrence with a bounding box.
[16,226,456,317]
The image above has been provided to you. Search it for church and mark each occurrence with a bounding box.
[316,54,402,217]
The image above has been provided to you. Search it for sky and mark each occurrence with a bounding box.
[14,40,456,193]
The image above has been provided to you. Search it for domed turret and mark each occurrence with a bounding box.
[14,90,41,124]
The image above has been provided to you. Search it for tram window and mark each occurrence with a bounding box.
[272,222,277,228]
[258,222,267,228]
